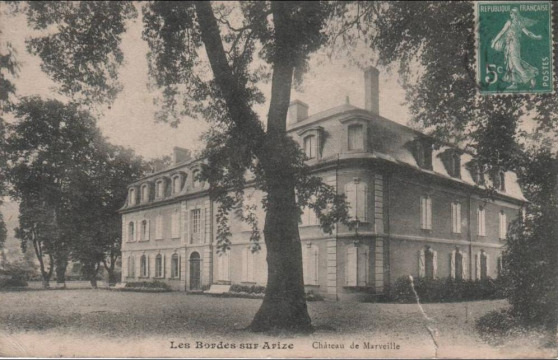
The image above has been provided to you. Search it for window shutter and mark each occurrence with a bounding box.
[312,247,319,285]
[135,221,140,241]
[485,253,490,277]
[432,250,438,279]
[345,183,356,219]
[420,197,426,229]
[357,183,367,221]
[163,254,166,278]
[224,252,230,281]
[456,203,461,233]
[179,255,182,279]
[450,251,456,279]
[302,246,309,284]
[462,253,468,280]
[426,197,432,229]
[475,253,481,280]
[418,249,425,277]
[147,255,150,278]
[201,205,207,243]
[358,247,368,286]
[346,247,357,286]
[146,220,150,240]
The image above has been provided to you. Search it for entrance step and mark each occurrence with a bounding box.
[205,284,231,294]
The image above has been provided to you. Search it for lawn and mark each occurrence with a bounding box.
[0,284,554,358]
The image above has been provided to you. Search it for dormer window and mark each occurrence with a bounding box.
[172,174,182,194]
[128,188,137,206]
[490,169,506,192]
[348,124,364,151]
[413,139,433,170]
[141,184,150,203]
[193,169,201,188]
[298,126,323,160]
[441,149,461,178]
[156,180,165,198]
[303,135,316,159]
[469,161,486,185]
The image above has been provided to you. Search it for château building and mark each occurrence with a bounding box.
[120,68,526,300]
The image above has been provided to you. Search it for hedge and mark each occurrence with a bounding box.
[389,276,504,303]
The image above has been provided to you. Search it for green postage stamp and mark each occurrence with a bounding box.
[477,1,554,94]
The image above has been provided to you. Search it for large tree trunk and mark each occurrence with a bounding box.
[32,235,51,289]
[250,178,312,332]
[195,1,312,332]
[55,256,67,288]
[103,253,118,286]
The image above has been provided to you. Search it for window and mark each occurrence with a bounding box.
[303,135,316,159]
[451,202,461,234]
[156,180,165,198]
[155,254,163,278]
[171,253,180,279]
[346,245,369,286]
[420,195,432,230]
[491,170,506,191]
[190,209,201,243]
[217,251,230,282]
[140,255,148,278]
[303,243,319,285]
[470,162,485,185]
[348,124,364,151]
[450,249,467,280]
[155,215,163,240]
[127,256,135,277]
[242,247,257,282]
[345,179,367,221]
[141,184,149,203]
[171,211,180,239]
[173,175,181,194]
[476,250,489,280]
[497,256,503,278]
[128,222,135,242]
[450,152,461,177]
[301,205,318,226]
[140,219,149,241]
[129,188,136,205]
[419,246,437,279]
[414,140,433,169]
[498,171,506,192]
[499,210,507,239]
[477,206,486,236]
[193,169,201,188]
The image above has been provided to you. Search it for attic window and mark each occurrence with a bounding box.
[470,162,485,185]
[414,139,432,170]
[441,149,461,178]
[491,170,506,192]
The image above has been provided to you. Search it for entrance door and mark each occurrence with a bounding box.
[189,252,201,290]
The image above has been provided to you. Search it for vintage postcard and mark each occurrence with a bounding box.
[0,1,557,359]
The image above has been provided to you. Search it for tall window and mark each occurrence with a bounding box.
[156,180,165,198]
[171,211,180,239]
[303,135,316,159]
[451,249,467,280]
[477,206,486,236]
[414,140,432,169]
[477,250,488,280]
[173,175,181,194]
[128,222,135,242]
[141,219,149,241]
[303,243,319,285]
[499,210,507,239]
[155,254,163,278]
[450,152,461,177]
[155,214,163,240]
[499,171,506,192]
[141,184,149,203]
[190,209,201,243]
[346,245,369,286]
[129,188,136,205]
[419,246,437,279]
[217,251,230,282]
[127,256,135,277]
[420,195,432,230]
[242,247,257,282]
[171,253,180,278]
[140,255,148,278]
[301,206,318,226]
[348,124,364,151]
[451,202,461,233]
[345,179,367,221]
[497,256,503,278]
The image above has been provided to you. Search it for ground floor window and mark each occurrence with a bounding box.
[155,254,164,278]
[140,255,148,278]
[303,243,319,285]
[217,251,230,282]
[242,247,258,282]
[127,256,135,277]
[419,246,437,279]
[171,253,180,279]
[346,245,369,286]
[476,250,489,280]
[450,249,467,280]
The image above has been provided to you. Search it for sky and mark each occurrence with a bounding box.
[1,2,411,161]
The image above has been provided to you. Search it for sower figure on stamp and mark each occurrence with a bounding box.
[491,7,543,89]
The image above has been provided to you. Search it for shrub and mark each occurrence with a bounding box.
[124,281,171,291]
[476,308,519,338]
[305,290,324,301]
[229,284,266,294]
[389,276,505,303]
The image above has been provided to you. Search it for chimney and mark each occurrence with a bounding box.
[364,66,380,115]
[287,100,309,125]
[172,146,191,165]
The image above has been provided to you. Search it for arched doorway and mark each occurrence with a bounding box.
[189,252,201,290]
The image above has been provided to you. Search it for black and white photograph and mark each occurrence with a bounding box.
[0,1,556,358]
